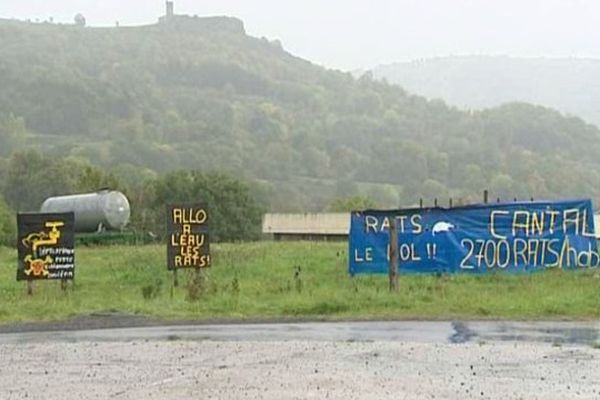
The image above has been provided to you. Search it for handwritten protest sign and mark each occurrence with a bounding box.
[17,213,75,281]
[349,200,597,275]
[167,204,210,270]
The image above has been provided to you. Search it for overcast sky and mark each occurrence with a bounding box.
[1,1,599,71]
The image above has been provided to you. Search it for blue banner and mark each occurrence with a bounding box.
[349,199,598,275]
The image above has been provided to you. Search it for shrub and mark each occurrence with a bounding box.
[0,196,15,247]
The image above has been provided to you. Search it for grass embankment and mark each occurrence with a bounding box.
[1,242,600,324]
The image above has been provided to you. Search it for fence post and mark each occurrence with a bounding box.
[389,217,399,292]
[483,190,489,204]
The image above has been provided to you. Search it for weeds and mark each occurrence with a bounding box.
[293,265,303,293]
[186,269,207,301]
[141,278,162,300]
[1,242,600,322]
[231,275,240,294]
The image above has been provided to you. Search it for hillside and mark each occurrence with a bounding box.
[2,18,600,211]
[372,56,600,127]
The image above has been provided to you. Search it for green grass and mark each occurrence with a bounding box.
[1,241,600,324]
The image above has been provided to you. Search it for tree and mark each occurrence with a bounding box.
[490,173,516,200]
[76,165,121,193]
[0,195,15,247]
[152,171,265,242]
[421,179,449,203]
[327,196,377,212]
[0,114,26,157]
[74,14,86,27]
[369,184,400,209]
[1,150,108,212]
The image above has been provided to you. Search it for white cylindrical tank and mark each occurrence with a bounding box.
[40,190,131,233]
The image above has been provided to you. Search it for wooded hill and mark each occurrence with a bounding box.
[2,17,600,213]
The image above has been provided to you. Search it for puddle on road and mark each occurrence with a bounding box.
[449,322,600,346]
[449,321,477,343]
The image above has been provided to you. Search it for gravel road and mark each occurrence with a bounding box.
[1,338,599,399]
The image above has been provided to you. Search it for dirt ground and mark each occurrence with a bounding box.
[1,339,599,400]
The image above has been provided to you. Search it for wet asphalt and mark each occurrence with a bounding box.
[0,320,598,346]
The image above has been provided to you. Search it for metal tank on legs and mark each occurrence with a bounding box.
[40,190,131,233]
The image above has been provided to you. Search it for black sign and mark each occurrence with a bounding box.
[167,203,210,270]
[17,213,75,281]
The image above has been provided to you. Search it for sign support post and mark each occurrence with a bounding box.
[388,217,399,292]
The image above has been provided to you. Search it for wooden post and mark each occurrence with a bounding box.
[61,279,67,292]
[173,269,179,287]
[449,198,453,208]
[388,217,399,292]
[419,198,423,209]
[434,198,438,207]
[483,190,489,204]
[496,197,500,203]
[27,281,33,296]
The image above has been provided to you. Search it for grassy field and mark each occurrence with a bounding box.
[1,241,600,324]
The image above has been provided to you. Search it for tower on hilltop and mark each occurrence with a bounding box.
[166,1,174,18]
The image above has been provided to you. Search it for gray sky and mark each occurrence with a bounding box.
[1,1,599,71]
